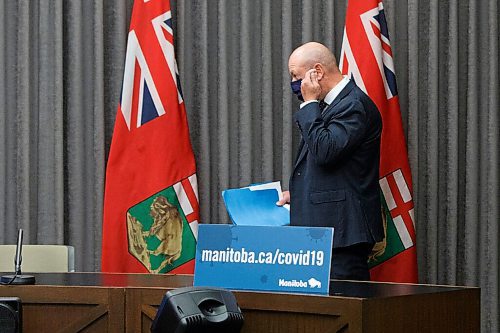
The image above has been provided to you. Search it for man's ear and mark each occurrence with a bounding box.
[314,63,324,80]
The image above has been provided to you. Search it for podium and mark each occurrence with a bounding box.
[0,272,479,332]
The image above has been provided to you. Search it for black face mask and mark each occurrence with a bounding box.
[290,79,303,102]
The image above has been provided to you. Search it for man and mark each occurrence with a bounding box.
[277,42,384,280]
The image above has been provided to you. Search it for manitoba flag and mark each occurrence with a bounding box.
[339,0,418,282]
[102,0,199,274]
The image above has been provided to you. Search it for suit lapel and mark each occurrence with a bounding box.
[293,139,307,169]
[323,80,355,114]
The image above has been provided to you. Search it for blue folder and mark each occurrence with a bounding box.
[222,182,290,226]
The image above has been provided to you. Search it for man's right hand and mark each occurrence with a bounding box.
[276,191,290,206]
[301,69,322,101]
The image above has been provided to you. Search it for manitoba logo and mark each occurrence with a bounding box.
[308,278,321,288]
[278,279,308,288]
[126,178,198,273]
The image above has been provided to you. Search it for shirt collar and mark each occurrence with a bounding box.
[323,76,350,106]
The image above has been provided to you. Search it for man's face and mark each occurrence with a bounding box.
[288,55,307,82]
[288,54,310,101]
[289,54,325,101]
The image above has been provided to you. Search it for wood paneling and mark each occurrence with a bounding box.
[0,273,480,333]
[0,285,124,332]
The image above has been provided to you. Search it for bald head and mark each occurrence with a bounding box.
[289,42,339,72]
[288,42,342,98]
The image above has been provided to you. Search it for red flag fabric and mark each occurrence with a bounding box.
[339,0,418,282]
[102,0,199,274]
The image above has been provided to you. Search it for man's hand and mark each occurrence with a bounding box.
[301,69,322,101]
[276,191,290,206]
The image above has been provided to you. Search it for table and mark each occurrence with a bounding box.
[0,273,480,333]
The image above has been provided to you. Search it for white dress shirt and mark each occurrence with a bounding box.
[300,76,350,111]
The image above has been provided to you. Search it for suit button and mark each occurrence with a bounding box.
[297,172,301,176]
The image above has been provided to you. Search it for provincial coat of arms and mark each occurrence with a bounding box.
[126,187,196,273]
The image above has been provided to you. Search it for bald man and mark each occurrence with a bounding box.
[278,42,384,281]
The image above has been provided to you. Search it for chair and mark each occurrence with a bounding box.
[0,245,75,273]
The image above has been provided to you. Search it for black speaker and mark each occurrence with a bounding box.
[0,297,22,333]
[151,286,244,333]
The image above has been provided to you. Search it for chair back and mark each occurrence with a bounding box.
[0,245,75,273]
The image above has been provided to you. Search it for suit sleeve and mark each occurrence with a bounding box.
[294,100,367,166]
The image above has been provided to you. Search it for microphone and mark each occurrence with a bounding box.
[14,229,24,275]
[1,229,35,285]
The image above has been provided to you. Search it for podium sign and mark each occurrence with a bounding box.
[194,225,333,295]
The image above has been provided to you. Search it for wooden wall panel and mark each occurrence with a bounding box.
[0,286,125,333]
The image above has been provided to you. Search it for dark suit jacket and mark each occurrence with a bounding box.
[289,80,384,248]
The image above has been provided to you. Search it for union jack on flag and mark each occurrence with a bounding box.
[102,0,199,274]
[340,0,418,283]
[121,7,183,130]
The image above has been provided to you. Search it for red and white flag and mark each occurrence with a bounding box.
[102,0,199,274]
[340,0,418,282]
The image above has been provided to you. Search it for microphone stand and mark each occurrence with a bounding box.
[1,229,35,285]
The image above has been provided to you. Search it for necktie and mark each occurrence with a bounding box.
[319,100,328,111]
